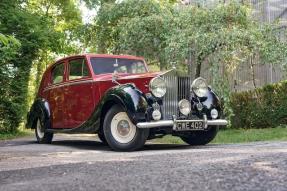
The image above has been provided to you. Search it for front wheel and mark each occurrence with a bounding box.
[35,118,53,144]
[103,105,149,151]
[180,126,218,146]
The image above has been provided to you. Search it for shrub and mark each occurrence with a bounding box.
[230,80,287,129]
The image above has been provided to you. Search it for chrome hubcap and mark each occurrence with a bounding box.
[111,112,137,144]
[117,120,130,136]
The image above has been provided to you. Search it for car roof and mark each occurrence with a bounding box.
[47,54,145,70]
[58,54,143,63]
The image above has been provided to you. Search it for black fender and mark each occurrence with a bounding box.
[26,98,51,129]
[99,83,148,124]
[193,88,222,119]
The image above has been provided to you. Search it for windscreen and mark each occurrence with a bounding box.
[90,57,147,75]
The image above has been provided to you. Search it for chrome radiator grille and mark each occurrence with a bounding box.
[161,73,192,120]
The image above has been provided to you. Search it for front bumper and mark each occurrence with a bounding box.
[137,115,228,129]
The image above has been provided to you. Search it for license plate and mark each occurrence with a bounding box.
[175,121,204,131]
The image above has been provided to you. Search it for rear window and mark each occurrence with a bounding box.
[51,63,64,84]
[90,57,147,75]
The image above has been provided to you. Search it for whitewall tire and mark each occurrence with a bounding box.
[35,118,53,144]
[103,105,149,151]
[110,112,137,144]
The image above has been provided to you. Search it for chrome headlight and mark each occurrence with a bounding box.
[179,99,191,116]
[191,77,208,97]
[149,77,166,98]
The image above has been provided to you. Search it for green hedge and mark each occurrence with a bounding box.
[230,80,287,129]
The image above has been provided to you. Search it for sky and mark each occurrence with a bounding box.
[79,0,124,24]
[79,1,97,24]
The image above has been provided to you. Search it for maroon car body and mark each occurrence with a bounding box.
[37,54,157,129]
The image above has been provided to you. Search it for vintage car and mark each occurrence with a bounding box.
[26,54,228,151]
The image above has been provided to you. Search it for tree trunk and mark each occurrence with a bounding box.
[195,61,201,78]
[250,56,257,89]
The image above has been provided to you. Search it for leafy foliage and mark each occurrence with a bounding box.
[93,1,287,72]
[88,0,175,68]
[0,34,20,132]
[0,0,82,132]
[230,81,287,129]
[91,0,287,123]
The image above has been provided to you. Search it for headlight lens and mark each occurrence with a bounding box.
[149,77,167,98]
[178,99,191,116]
[191,77,208,97]
[211,109,218,119]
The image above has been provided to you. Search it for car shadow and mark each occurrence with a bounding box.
[51,140,193,151]
[1,136,208,152]
[51,140,111,151]
[143,143,191,151]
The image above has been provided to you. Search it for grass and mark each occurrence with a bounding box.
[0,129,33,141]
[153,127,287,144]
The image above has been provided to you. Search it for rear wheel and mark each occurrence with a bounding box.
[103,105,149,151]
[180,126,218,145]
[35,118,53,144]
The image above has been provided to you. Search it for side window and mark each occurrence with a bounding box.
[116,65,128,73]
[131,61,146,73]
[51,63,64,84]
[69,58,90,80]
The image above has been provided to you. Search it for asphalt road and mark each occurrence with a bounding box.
[0,134,287,191]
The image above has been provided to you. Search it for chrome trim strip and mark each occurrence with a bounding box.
[137,119,228,129]
[137,120,173,128]
[95,75,160,82]
[43,79,94,92]
[206,119,228,126]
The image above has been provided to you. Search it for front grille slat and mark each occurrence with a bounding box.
[162,72,192,120]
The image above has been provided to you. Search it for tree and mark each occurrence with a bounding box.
[0,0,55,131]
[88,1,287,122]
[0,34,20,132]
[26,0,83,101]
[165,2,287,121]
[90,0,174,69]
[165,2,287,78]
[0,0,83,132]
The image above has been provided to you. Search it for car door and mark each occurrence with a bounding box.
[64,57,95,128]
[48,62,66,129]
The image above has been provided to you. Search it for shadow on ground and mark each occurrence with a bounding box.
[52,139,191,151]
[1,135,194,151]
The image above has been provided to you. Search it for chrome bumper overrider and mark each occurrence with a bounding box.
[136,115,228,129]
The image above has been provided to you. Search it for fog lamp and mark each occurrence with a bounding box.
[211,109,218,119]
[152,110,161,121]
[197,103,203,111]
